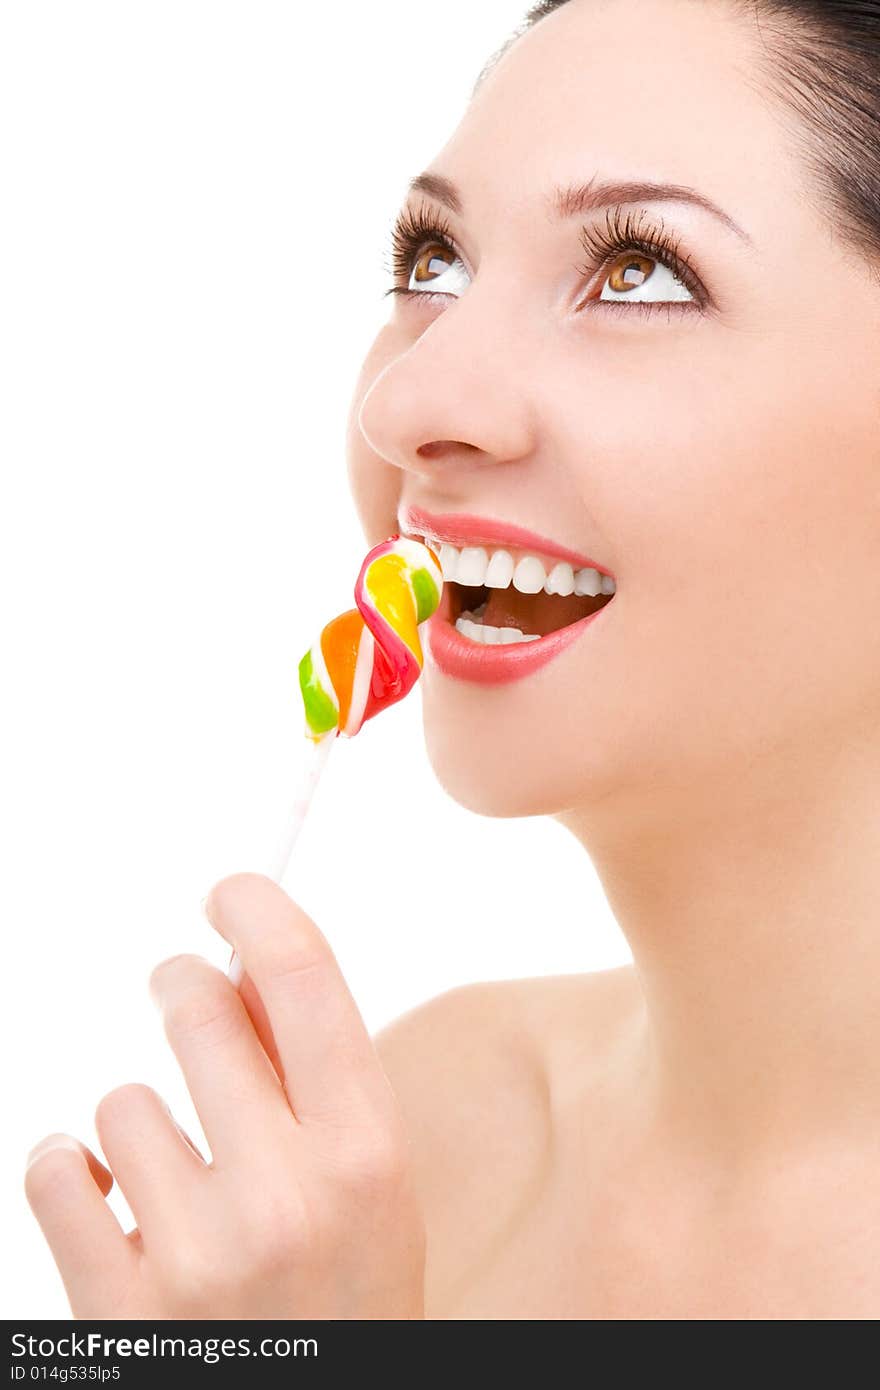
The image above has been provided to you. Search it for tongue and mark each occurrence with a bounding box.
[479,585,607,636]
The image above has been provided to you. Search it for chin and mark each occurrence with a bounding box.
[423,747,543,819]
[419,691,603,820]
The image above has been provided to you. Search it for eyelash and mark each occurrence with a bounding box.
[577,206,705,311]
[383,200,707,317]
[386,202,459,286]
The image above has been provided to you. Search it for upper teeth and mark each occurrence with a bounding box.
[420,541,616,597]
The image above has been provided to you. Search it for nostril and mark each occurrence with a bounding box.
[416,441,480,461]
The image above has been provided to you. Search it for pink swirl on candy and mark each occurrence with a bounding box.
[298,535,444,741]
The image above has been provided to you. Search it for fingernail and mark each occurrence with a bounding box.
[26,1134,81,1168]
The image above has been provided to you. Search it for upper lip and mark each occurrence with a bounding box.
[398,505,614,577]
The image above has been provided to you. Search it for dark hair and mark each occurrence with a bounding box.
[474,0,880,279]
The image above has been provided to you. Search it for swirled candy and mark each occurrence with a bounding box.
[297,536,443,742]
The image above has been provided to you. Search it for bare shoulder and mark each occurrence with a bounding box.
[373,965,638,1301]
[374,965,638,1140]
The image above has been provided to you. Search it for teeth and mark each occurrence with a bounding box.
[418,538,615,598]
[484,549,515,589]
[574,567,602,597]
[456,546,490,586]
[417,533,614,594]
[455,616,541,644]
[438,543,461,583]
[512,556,546,594]
[544,562,575,596]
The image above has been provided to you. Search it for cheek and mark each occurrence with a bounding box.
[538,331,880,773]
[345,332,406,547]
[607,348,880,754]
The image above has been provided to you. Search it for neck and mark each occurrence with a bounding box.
[559,734,880,1160]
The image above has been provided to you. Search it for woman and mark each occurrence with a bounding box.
[25,0,880,1318]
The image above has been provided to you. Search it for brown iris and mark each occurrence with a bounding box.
[606,252,655,293]
[413,245,455,284]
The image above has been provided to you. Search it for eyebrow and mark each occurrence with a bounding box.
[405,172,752,244]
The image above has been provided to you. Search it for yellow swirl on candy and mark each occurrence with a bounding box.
[297,536,443,742]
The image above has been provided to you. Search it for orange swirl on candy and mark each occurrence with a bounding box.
[297,536,443,742]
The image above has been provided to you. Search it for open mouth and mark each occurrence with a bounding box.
[401,523,617,647]
[401,518,616,680]
[448,577,613,643]
[429,544,617,645]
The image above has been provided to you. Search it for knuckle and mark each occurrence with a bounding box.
[340,1126,408,1193]
[258,931,326,987]
[161,1247,225,1312]
[162,983,239,1049]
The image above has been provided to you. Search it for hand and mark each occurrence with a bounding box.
[25,873,426,1319]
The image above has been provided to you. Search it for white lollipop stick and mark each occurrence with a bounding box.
[227,733,335,986]
[222,532,444,988]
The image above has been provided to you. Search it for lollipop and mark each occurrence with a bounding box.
[299,535,444,742]
[227,535,442,984]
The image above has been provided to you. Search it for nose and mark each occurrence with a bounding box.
[357,290,537,480]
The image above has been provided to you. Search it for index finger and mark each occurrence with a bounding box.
[204,873,396,1131]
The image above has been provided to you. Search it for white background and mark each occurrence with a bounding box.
[1,1,629,1317]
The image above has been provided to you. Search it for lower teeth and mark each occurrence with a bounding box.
[455,610,541,645]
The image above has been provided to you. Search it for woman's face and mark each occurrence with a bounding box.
[346,0,880,828]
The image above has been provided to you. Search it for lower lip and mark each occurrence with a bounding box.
[424,587,614,685]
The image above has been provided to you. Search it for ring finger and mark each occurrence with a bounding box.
[94,1082,205,1241]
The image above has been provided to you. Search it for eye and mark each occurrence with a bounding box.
[407,242,471,297]
[596,250,694,304]
[575,209,707,315]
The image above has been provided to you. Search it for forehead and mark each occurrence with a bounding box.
[433,0,795,235]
